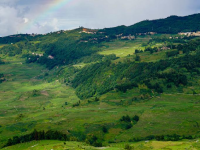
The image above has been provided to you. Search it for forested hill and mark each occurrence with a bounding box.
[102,13,200,35]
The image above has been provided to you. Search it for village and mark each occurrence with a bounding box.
[178,31,200,36]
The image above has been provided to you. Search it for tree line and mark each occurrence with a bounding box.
[3,129,68,148]
[101,13,200,35]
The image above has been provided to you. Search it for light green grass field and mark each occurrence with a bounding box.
[1,139,200,150]
[99,39,149,57]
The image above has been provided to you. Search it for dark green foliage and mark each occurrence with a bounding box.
[72,39,200,99]
[26,55,39,63]
[119,115,135,129]
[116,82,138,93]
[31,90,40,97]
[72,101,80,107]
[102,126,108,133]
[166,50,179,57]
[129,134,196,142]
[0,45,22,56]
[0,73,5,83]
[103,54,118,61]
[76,54,104,63]
[3,129,68,148]
[135,49,143,54]
[158,71,188,86]
[125,144,134,150]
[119,115,139,130]
[152,83,163,93]
[0,73,4,78]
[132,115,139,122]
[95,97,100,102]
[125,123,133,129]
[135,55,141,61]
[68,130,86,141]
[120,115,131,122]
[85,134,102,147]
[26,37,102,69]
[0,34,37,44]
[0,59,5,64]
[101,13,200,35]
[144,47,158,54]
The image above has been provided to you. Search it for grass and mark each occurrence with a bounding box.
[99,46,138,57]
[99,38,149,57]
[100,89,200,142]
[0,36,200,149]
[0,140,97,150]
[0,44,8,48]
[1,139,199,150]
[110,139,200,150]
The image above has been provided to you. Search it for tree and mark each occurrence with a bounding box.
[135,55,141,61]
[125,144,134,150]
[132,115,139,122]
[102,126,108,133]
[120,115,131,122]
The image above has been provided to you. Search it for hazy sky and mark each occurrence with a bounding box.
[0,0,199,36]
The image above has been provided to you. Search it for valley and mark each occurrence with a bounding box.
[0,14,200,150]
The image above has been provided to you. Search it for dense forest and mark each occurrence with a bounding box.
[101,13,200,35]
[71,39,200,99]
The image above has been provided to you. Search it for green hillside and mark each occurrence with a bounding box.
[102,13,200,35]
[0,14,200,149]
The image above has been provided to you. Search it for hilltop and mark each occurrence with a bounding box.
[102,13,200,35]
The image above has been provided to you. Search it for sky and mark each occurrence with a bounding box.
[0,0,199,37]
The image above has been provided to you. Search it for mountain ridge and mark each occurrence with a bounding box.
[102,13,200,35]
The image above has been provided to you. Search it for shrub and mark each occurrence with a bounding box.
[125,144,134,150]
[120,115,131,122]
[132,115,139,122]
[102,126,108,133]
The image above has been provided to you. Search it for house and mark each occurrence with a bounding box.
[193,31,200,36]
[121,35,135,40]
[48,55,54,59]
[178,31,200,37]
[148,32,157,35]
[161,47,170,50]
[80,28,97,34]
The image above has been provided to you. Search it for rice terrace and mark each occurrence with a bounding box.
[0,1,200,150]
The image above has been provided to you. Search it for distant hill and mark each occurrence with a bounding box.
[102,13,200,35]
[1,13,200,44]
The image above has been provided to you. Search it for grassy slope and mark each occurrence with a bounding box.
[1,139,200,150]
[98,37,150,57]
[0,35,200,149]
[0,56,80,146]
[0,55,200,147]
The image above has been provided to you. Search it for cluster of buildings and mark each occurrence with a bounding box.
[30,53,54,60]
[178,31,200,36]
[32,53,43,57]
[120,35,135,40]
[161,47,171,50]
[48,55,54,59]
[79,28,98,34]
[136,32,157,36]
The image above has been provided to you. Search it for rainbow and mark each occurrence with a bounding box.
[20,0,77,33]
